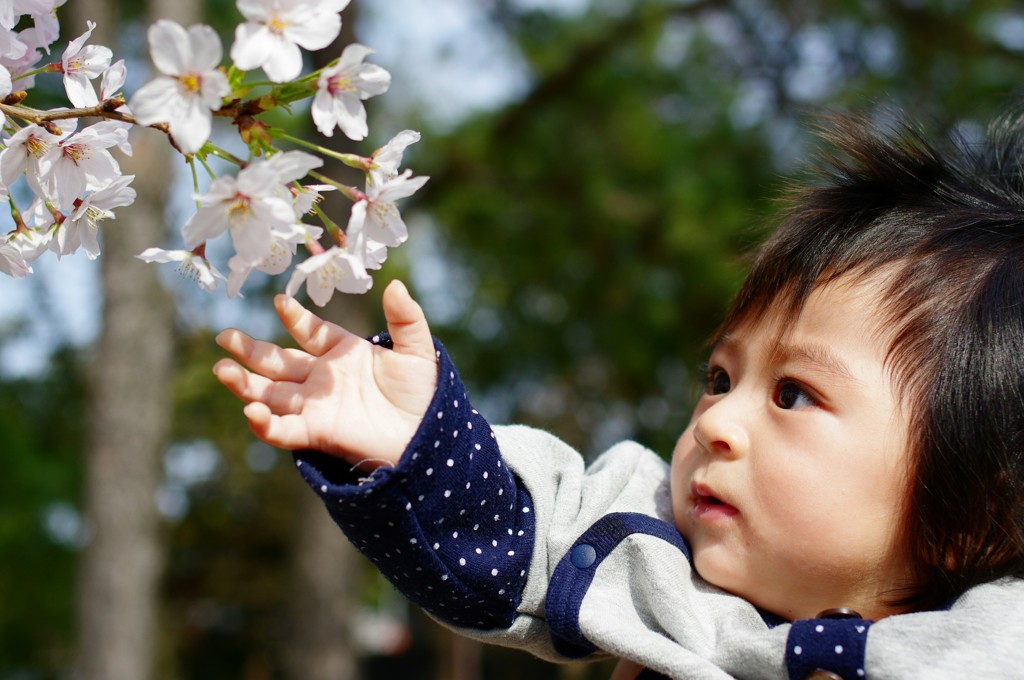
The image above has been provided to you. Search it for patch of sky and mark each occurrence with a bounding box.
[654,16,695,68]
[404,213,471,326]
[982,11,1024,51]
[0,251,101,378]
[861,25,899,75]
[42,501,91,549]
[730,78,775,130]
[785,24,842,102]
[511,0,591,15]
[158,439,222,521]
[358,0,531,131]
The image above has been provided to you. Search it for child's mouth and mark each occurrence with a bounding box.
[691,483,739,520]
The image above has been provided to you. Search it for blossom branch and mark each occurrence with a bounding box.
[0,0,425,305]
[275,131,371,171]
[308,170,364,203]
[0,96,166,132]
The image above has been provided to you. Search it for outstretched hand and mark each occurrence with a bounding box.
[213,280,438,469]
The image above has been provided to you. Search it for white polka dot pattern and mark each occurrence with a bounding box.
[292,333,536,630]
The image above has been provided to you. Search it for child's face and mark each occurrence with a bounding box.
[670,273,914,620]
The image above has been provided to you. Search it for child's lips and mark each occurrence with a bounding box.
[690,481,739,520]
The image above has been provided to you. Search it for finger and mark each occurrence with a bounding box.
[213,359,305,414]
[274,294,355,357]
[216,328,315,382]
[382,280,436,363]
[244,401,312,450]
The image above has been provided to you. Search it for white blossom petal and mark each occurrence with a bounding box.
[100,59,127,99]
[169,96,213,155]
[229,22,274,71]
[63,72,97,107]
[128,77,183,125]
[147,19,191,76]
[285,11,341,51]
[187,23,223,70]
[260,38,303,82]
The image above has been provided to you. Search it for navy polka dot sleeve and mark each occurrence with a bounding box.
[292,334,536,630]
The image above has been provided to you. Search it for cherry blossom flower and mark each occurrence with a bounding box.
[7,225,52,265]
[16,0,62,48]
[0,235,31,278]
[5,1,67,88]
[61,20,112,107]
[347,169,428,250]
[99,58,126,100]
[0,22,27,63]
[36,120,125,210]
[53,174,136,259]
[128,20,230,155]
[181,154,318,266]
[338,145,427,271]
[291,183,334,218]
[226,222,322,297]
[0,1,424,297]
[0,0,55,31]
[369,129,420,181]
[2,45,38,87]
[311,43,390,140]
[285,245,371,305]
[137,247,226,292]
[0,122,65,198]
[230,0,350,83]
[0,62,10,126]
[96,67,134,156]
[343,201,389,271]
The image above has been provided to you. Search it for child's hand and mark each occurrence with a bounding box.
[213,280,438,469]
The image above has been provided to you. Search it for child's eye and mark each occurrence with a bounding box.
[774,380,815,410]
[706,367,731,395]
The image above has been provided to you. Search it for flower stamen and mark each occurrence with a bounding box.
[25,135,50,159]
[268,15,288,35]
[62,143,91,166]
[177,73,202,93]
[227,194,252,225]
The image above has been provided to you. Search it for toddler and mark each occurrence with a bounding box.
[213,112,1024,679]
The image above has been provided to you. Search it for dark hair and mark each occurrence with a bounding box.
[720,110,1024,611]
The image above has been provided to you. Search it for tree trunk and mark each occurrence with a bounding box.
[71,0,193,677]
[74,130,175,680]
[284,477,360,680]
[281,7,365,680]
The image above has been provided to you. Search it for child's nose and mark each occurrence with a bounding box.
[692,393,748,459]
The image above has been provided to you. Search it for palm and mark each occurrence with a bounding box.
[213,281,438,468]
[296,336,436,462]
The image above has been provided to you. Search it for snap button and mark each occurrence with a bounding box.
[569,543,597,569]
[816,608,862,620]
[805,670,844,680]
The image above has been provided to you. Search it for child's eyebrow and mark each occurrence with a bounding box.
[771,343,859,384]
[713,335,859,384]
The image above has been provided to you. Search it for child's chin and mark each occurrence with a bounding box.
[690,544,744,591]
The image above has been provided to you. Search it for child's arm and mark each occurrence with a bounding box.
[216,285,538,632]
[212,279,438,470]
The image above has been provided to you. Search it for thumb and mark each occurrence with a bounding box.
[382,280,436,363]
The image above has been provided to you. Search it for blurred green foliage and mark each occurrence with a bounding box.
[2,0,1024,677]
[417,0,1024,456]
[0,349,85,675]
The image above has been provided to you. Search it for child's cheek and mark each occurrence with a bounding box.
[669,425,699,532]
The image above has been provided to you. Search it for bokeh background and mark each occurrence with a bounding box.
[2,0,1023,678]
